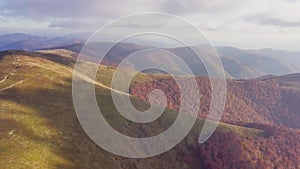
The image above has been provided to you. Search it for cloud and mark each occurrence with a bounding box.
[246,16,300,28]
[238,0,300,27]
[48,19,106,30]
[162,0,246,15]
[1,0,300,30]
[0,0,161,21]
[0,0,300,50]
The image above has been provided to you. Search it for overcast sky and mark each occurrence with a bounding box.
[0,0,300,50]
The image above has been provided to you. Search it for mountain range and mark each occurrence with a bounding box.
[53,42,300,79]
[0,33,83,51]
[1,33,299,79]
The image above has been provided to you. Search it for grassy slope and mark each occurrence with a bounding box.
[0,50,262,169]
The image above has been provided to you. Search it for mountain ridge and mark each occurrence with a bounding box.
[51,42,300,79]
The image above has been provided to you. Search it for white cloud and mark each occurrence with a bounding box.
[0,0,299,50]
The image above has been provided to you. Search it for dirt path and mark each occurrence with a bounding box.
[0,51,20,84]
[0,52,28,92]
[27,62,130,96]
[0,52,129,96]
[0,78,31,92]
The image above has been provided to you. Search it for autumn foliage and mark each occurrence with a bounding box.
[130,75,300,169]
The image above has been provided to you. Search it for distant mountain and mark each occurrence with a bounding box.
[247,48,300,72]
[0,33,299,78]
[217,46,300,78]
[53,42,300,79]
[0,33,83,51]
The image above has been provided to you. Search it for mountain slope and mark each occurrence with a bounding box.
[0,50,274,169]
[131,73,300,128]
[130,73,300,168]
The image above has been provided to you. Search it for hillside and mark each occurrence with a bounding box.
[1,50,299,168]
[130,71,300,168]
[130,73,300,129]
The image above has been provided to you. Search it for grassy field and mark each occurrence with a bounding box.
[0,50,262,169]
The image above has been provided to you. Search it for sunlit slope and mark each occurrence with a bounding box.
[0,50,262,169]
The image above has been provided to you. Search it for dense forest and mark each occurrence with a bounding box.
[130,76,300,128]
[130,75,300,169]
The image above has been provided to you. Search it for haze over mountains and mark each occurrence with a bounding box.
[0,33,83,51]
[1,33,298,79]
[56,42,300,79]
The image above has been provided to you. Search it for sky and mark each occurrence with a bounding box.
[0,0,300,50]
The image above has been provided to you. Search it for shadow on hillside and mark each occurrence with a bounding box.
[0,75,210,168]
[0,77,111,168]
[0,51,14,60]
[0,76,155,168]
[34,52,75,67]
[0,75,262,169]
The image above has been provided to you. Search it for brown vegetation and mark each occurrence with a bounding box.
[130,76,300,128]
